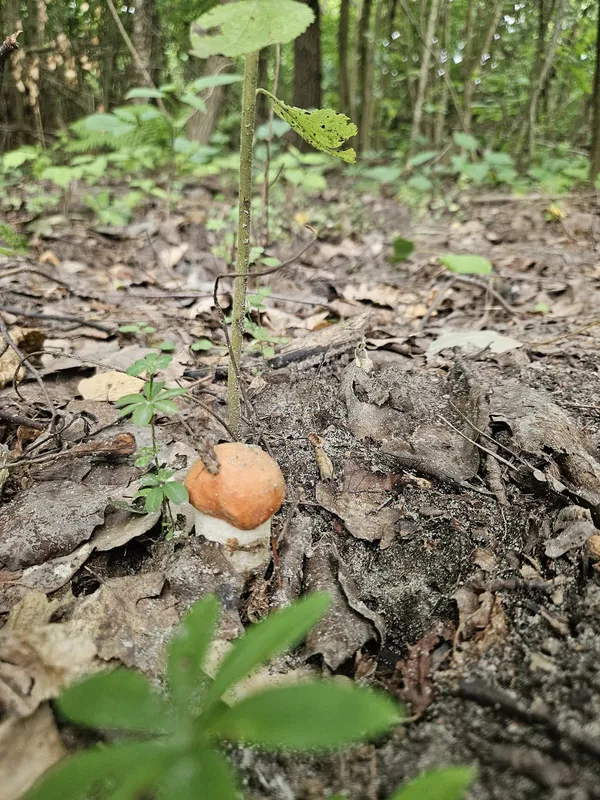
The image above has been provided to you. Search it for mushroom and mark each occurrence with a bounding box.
[185,442,285,572]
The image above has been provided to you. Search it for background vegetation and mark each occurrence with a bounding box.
[1,0,600,202]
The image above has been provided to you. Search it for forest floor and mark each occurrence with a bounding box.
[2,177,600,800]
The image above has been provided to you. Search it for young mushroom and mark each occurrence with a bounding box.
[185,442,285,573]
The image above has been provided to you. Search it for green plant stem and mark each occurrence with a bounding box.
[227,50,259,438]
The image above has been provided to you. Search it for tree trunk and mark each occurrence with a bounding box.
[292,0,321,150]
[187,55,231,144]
[463,0,503,135]
[357,0,373,153]
[359,0,378,153]
[590,0,600,181]
[434,0,450,147]
[409,0,441,153]
[257,46,269,123]
[462,0,474,132]
[131,0,154,88]
[525,0,565,161]
[338,0,351,118]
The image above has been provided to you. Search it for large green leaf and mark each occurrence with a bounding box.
[264,93,356,163]
[167,594,220,715]
[190,0,314,58]
[209,682,402,750]
[204,592,329,709]
[439,254,492,275]
[58,669,172,733]
[158,746,240,800]
[24,741,178,800]
[387,766,477,800]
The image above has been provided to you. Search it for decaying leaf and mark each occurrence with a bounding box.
[316,480,401,543]
[427,330,522,358]
[545,505,598,558]
[0,481,108,570]
[303,541,383,670]
[0,704,67,800]
[307,432,334,479]
[268,94,357,163]
[77,370,144,402]
[396,623,455,716]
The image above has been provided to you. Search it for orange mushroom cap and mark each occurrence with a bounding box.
[185,442,285,531]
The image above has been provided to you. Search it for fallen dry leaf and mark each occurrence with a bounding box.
[0,481,108,570]
[0,704,66,800]
[77,370,144,402]
[0,326,45,389]
[316,481,401,543]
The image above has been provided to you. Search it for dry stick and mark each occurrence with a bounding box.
[0,315,60,432]
[438,414,517,471]
[0,408,45,430]
[260,44,281,248]
[105,0,166,114]
[1,264,78,291]
[0,305,113,334]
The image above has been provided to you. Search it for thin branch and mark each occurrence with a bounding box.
[0,306,113,334]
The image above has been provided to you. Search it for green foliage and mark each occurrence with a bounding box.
[190,0,315,58]
[439,254,493,275]
[115,350,188,525]
[387,766,477,800]
[390,237,415,264]
[27,593,402,800]
[0,223,28,256]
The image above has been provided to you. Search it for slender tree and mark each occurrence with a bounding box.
[292,0,321,149]
[590,0,600,180]
[338,0,352,118]
[357,0,373,153]
[409,0,441,153]
[524,0,566,161]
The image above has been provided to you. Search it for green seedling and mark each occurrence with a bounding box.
[439,254,493,275]
[115,350,188,535]
[26,592,402,800]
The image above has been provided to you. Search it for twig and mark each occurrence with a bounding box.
[0,306,113,334]
[452,274,517,315]
[0,408,46,430]
[0,264,77,292]
[458,679,600,760]
[213,226,318,301]
[438,413,516,470]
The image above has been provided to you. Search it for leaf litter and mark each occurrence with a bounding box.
[2,183,600,798]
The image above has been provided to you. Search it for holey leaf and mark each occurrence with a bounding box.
[190,0,314,58]
[263,92,357,163]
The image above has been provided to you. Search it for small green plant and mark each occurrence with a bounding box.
[26,592,401,800]
[439,254,493,275]
[84,189,144,227]
[0,222,28,256]
[119,322,158,336]
[115,350,188,534]
[190,0,357,436]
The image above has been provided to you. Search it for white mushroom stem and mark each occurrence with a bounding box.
[194,510,272,573]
